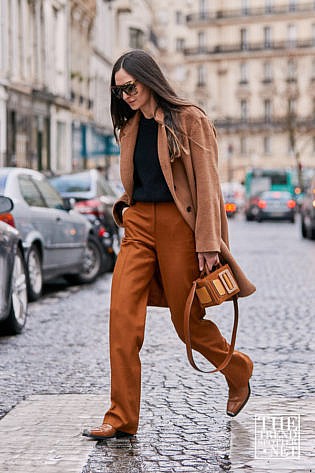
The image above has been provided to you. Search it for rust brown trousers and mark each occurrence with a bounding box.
[103,202,253,434]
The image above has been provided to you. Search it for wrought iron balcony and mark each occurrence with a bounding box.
[214,117,315,132]
[184,39,315,56]
[214,116,315,131]
[186,2,315,24]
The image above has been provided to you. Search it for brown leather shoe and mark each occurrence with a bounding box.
[82,423,132,440]
[226,382,251,417]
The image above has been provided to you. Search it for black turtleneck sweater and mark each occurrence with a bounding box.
[132,114,173,203]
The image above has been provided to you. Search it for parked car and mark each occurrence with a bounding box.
[0,168,103,301]
[301,175,315,240]
[50,169,119,270]
[224,200,238,218]
[0,196,28,334]
[221,182,245,212]
[50,169,116,229]
[252,190,296,223]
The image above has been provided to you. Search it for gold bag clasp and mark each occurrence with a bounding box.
[219,269,238,294]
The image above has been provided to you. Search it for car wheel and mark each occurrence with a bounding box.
[102,252,117,273]
[27,244,43,301]
[67,236,102,284]
[301,217,307,238]
[290,216,295,224]
[0,248,28,335]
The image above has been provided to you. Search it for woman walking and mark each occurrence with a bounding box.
[83,49,255,440]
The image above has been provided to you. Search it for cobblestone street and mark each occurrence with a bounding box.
[0,216,314,472]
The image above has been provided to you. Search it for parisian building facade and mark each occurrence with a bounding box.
[1,0,314,181]
[0,0,156,172]
[153,0,315,182]
[0,0,71,171]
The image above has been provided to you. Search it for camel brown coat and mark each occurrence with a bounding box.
[112,106,256,306]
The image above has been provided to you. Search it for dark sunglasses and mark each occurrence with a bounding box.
[111,80,138,99]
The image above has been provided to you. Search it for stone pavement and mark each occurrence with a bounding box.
[0,218,314,472]
[0,393,314,472]
[230,397,315,472]
[0,394,105,473]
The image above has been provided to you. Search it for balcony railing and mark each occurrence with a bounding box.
[186,2,315,24]
[214,116,315,130]
[184,39,315,56]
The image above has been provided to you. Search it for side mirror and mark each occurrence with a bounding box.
[0,196,14,214]
[62,197,74,211]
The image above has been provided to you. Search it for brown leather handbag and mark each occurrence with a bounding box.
[184,262,240,373]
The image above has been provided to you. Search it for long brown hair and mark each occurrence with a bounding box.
[110,49,197,161]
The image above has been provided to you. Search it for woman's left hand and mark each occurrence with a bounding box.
[197,251,220,272]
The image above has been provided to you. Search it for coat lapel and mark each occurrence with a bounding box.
[119,112,141,200]
[154,108,176,196]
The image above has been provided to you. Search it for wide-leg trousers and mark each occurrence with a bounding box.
[103,202,253,434]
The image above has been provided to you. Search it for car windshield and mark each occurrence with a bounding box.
[50,173,91,193]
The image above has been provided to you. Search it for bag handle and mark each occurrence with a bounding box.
[183,281,239,373]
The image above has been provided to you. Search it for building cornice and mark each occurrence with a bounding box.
[186,2,315,26]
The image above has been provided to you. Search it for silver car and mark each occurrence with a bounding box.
[0,196,28,334]
[0,168,102,300]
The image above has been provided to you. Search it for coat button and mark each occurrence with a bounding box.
[174,185,177,190]
[186,206,192,212]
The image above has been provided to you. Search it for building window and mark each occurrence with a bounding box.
[264,136,271,154]
[129,28,144,49]
[240,136,247,155]
[265,0,273,13]
[312,24,315,46]
[241,99,248,121]
[289,0,297,12]
[240,28,248,50]
[176,38,185,52]
[287,59,297,82]
[198,31,206,51]
[199,0,207,19]
[264,99,272,122]
[264,26,272,48]
[175,11,183,25]
[263,61,273,82]
[287,24,296,47]
[197,64,206,86]
[240,62,248,84]
[288,98,296,115]
[242,0,249,15]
